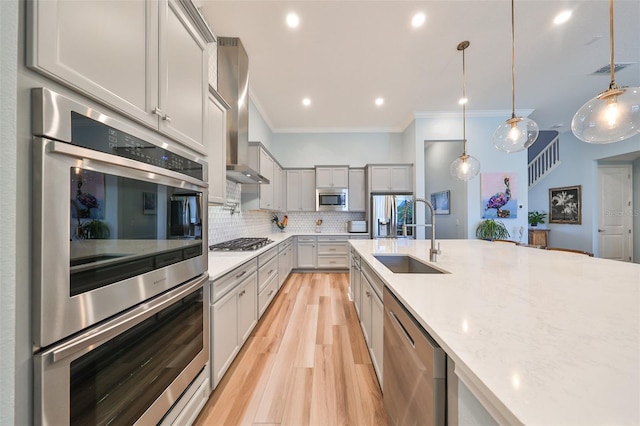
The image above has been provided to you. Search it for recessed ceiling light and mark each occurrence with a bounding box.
[375,97,384,106]
[302,97,311,106]
[458,97,468,105]
[411,12,426,28]
[553,10,572,25]
[286,13,300,28]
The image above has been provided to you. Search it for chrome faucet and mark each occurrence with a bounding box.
[402,198,441,262]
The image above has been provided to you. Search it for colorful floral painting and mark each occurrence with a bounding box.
[549,185,581,224]
[481,173,518,219]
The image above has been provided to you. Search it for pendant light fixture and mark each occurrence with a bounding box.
[493,0,539,153]
[450,40,480,181]
[571,0,640,143]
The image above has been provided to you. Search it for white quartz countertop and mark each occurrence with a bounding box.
[349,238,640,425]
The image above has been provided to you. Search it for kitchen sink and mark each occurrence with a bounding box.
[373,255,447,274]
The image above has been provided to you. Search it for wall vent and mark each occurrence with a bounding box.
[592,63,635,75]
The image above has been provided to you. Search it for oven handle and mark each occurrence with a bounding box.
[49,140,208,188]
[51,273,209,363]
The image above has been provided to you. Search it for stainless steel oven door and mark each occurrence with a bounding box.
[34,273,209,426]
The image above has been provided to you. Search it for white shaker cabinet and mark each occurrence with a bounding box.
[286,169,316,211]
[27,0,214,153]
[316,166,349,188]
[206,89,230,205]
[369,164,413,193]
[348,168,366,212]
[296,236,317,269]
[211,260,258,388]
[360,262,384,387]
[242,143,278,211]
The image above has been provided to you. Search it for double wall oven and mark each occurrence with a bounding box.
[32,88,209,425]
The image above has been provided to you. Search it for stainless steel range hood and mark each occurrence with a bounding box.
[217,37,268,184]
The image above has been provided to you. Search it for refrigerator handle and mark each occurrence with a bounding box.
[390,196,397,237]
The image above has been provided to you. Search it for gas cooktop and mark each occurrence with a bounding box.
[209,237,274,252]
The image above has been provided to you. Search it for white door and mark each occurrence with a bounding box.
[598,165,633,261]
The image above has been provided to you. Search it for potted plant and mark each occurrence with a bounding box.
[475,219,510,241]
[528,211,547,227]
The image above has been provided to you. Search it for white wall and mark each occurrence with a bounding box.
[528,131,640,254]
[424,141,467,239]
[414,113,529,240]
[269,132,405,167]
[0,0,18,424]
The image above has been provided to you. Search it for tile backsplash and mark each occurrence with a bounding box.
[208,181,366,244]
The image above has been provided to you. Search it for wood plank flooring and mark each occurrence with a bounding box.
[195,272,386,426]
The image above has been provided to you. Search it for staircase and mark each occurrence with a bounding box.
[528,131,561,188]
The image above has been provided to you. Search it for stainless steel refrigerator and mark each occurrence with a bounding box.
[371,195,415,238]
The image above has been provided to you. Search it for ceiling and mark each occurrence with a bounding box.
[198,1,640,134]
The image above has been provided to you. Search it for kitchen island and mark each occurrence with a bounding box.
[349,238,640,425]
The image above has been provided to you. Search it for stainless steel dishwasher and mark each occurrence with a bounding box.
[383,287,446,426]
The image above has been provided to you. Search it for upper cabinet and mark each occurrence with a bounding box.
[348,168,366,212]
[242,143,282,211]
[206,89,230,205]
[286,169,316,212]
[316,166,349,188]
[27,0,215,154]
[368,164,413,193]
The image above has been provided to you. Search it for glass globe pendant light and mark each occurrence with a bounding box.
[493,0,539,153]
[571,0,640,143]
[451,40,480,181]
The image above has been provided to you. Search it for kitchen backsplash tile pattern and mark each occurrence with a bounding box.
[208,181,367,244]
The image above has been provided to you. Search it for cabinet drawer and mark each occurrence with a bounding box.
[361,261,383,299]
[212,259,257,302]
[278,239,292,252]
[317,255,349,269]
[258,246,278,266]
[317,235,348,242]
[297,236,316,243]
[258,255,278,291]
[258,274,278,317]
[317,242,348,255]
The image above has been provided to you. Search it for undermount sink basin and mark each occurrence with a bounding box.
[373,254,447,274]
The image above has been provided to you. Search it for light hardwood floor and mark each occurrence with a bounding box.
[195,272,386,426]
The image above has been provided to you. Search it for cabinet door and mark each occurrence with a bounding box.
[160,0,208,150]
[370,167,391,191]
[286,171,301,211]
[206,92,227,205]
[296,242,316,269]
[352,264,362,318]
[272,164,282,211]
[212,288,239,387]
[371,292,384,386]
[348,169,366,211]
[27,0,159,128]
[300,170,317,211]
[361,277,372,346]
[332,167,349,188]
[259,150,274,210]
[389,166,412,192]
[316,167,334,188]
[237,273,258,344]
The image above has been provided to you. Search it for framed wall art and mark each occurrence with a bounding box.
[430,190,450,215]
[143,192,157,215]
[481,173,517,219]
[549,185,581,224]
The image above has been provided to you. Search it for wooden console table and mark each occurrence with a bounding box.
[528,228,550,248]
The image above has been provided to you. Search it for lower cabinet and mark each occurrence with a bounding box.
[350,249,362,316]
[278,240,293,288]
[295,235,349,270]
[359,261,384,388]
[258,247,279,318]
[211,260,258,389]
[296,236,317,268]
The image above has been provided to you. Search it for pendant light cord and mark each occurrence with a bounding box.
[462,45,467,155]
[609,0,616,88]
[511,0,516,119]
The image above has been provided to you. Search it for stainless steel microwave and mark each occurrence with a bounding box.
[317,189,348,211]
